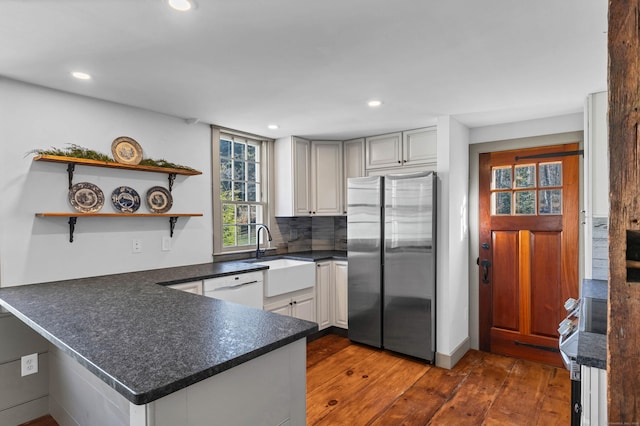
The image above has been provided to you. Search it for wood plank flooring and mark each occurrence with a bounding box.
[307,334,571,425]
[23,334,570,426]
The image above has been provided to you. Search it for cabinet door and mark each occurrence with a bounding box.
[311,141,343,215]
[293,294,315,322]
[264,299,292,317]
[343,139,365,215]
[167,281,203,295]
[403,127,437,165]
[315,261,332,330]
[333,261,348,329]
[365,133,402,169]
[293,137,312,215]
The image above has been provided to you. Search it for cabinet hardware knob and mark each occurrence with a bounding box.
[397,160,401,163]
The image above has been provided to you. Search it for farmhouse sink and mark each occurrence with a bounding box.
[255,258,315,297]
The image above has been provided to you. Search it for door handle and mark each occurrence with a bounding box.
[480,259,491,284]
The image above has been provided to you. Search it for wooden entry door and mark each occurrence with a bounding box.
[479,143,579,367]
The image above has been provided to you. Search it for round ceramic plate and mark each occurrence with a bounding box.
[69,182,105,213]
[145,186,172,213]
[111,136,143,165]
[111,186,141,213]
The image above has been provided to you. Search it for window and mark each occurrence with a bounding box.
[490,161,563,216]
[214,130,269,252]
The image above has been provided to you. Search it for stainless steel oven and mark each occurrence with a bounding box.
[558,288,608,426]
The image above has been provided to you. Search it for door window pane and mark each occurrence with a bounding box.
[539,189,562,214]
[514,165,536,188]
[515,191,536,215]
[492,166,512,190]
[539,162,562,187]
[492,192,512,215]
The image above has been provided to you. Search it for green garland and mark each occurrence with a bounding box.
[29,144,197,172]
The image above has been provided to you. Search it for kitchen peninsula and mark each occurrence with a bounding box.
[0,261,318,426]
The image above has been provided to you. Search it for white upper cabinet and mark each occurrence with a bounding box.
[365,127,437,171]
[311,141,343,215]
[365,132,402,169]
[275,136,343,216]
[343,138,365,214]
[403,127,437,165]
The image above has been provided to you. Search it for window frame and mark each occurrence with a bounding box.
[211,126,273,255]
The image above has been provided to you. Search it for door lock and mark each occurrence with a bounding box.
[480,259,492,284]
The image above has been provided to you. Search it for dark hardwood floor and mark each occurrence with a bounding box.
[307,334,570,425]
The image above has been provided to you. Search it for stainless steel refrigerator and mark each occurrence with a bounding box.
[347,172,436,362]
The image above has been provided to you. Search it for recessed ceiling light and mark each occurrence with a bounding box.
[368,100,382,107]
[168,0,193,11]
[71,71,91,80]
[267,124,279,130]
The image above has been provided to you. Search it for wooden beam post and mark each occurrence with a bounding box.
[608,0,640,422]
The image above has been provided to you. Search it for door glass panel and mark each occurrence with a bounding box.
[492,192,512,215]
[539,162,562,187]
[492,166,512,189]
[514,165,536,188]
[539,189,562,214]
[514,191,536,215]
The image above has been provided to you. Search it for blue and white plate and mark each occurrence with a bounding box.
[111,186,141,213]
[145,186,172,213]
[69,182,104,213]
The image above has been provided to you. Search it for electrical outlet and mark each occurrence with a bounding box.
[161,236,172,251]
[132,239,142,253]
[21,353,38,376]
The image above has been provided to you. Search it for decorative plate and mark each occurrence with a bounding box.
[145,186,173,213]
[68,182,105,213]
[111,186,141,213]
[111,136,143,165]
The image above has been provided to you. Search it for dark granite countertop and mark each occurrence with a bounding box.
[577,278,607,369]
[0,263,319,405]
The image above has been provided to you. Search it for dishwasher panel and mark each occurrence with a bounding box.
[203,271,264,309]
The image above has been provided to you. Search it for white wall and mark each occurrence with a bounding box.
[435,116,470,365]
[0,78,213,286]
[470,112,584,145]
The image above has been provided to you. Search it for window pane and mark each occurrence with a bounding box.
[247,144,256,161]
[223,225,236,247]
[220,158,232,180]
[539,189,562,214]
[515,165,535,188]
[515,191,536,215]
[237,225,249,245]
[492,166,512,189]
[492,192,512,215]
[220,180,232,201]
[233,142,246,160]
[222,204,235,225]
[539,162,562,187]
[249,205,257,224]
[247,162,256,182]
[234,182,246,201]
[247,183,257,202]
[248,224,256,245]
[220,139,232,158]
[236,205,249,224]
[234,160,245,180]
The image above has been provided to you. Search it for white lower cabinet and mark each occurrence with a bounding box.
[316,260,348,330]
[264,288,315,322]
[167,281,203,295]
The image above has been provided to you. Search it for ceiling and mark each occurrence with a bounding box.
[0,0,608,140]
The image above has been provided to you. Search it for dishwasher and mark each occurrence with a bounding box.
[203,271,264,309]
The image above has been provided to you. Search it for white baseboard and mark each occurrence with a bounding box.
[435,336,470,369]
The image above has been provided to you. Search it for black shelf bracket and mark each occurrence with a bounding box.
[68,217,77,243]
[67,163,76,190]
[168,173,177,192]
[169,216,178,237]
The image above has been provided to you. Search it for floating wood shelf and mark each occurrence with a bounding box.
[35,213,203,242]
[33,155,202,175]
[33,155,202,191]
